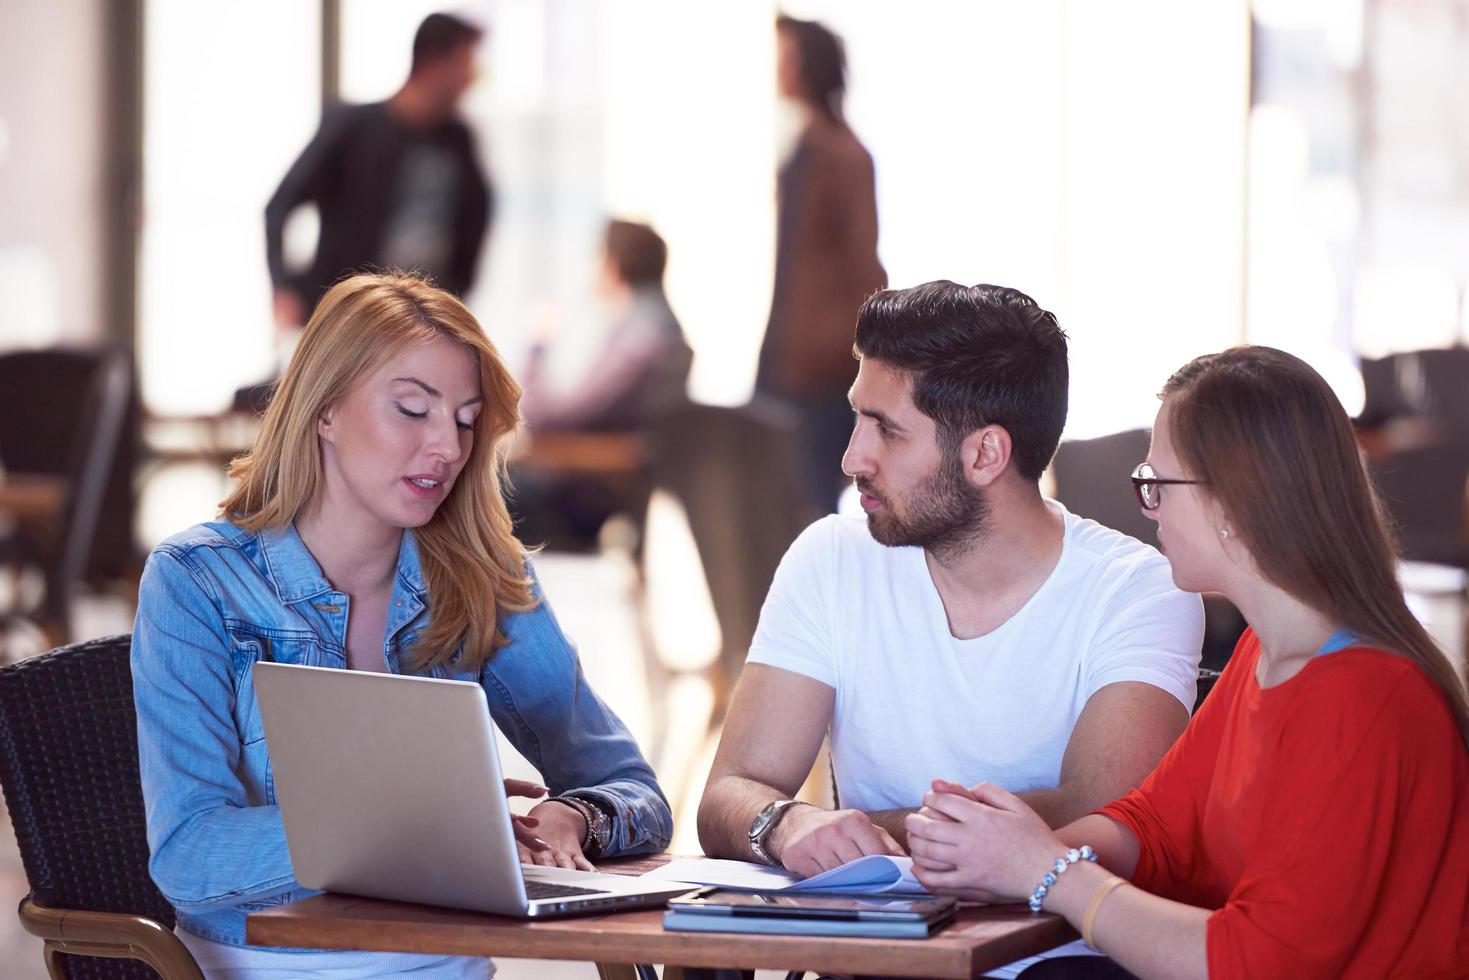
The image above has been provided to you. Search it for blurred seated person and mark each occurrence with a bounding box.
[511,220,692,550]
[521,219,692,433]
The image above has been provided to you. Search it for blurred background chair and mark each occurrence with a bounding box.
[1194,667,1223,712]
[1051,428,1155,545]
[1359,347,1469,429]
[0,348,138,650]
[645,399,816,724]
[1051,429,1246,671]
[0,634,201,979]
[1357,346,1469,571]
[1367,433,1469,570]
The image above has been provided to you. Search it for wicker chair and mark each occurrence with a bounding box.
[0,635,201,979]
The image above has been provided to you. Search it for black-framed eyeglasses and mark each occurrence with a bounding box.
[1130,462,1205,511]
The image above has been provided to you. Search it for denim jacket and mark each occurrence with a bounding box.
[131,520,672,947]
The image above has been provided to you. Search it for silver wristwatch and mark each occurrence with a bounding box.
[747,799,804,866]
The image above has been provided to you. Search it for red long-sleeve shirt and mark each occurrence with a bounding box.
[1100,629,1469,978]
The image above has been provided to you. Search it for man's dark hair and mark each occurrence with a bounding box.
[853,281,1069,482]
[776,14,846,122]
[604,220,668,287]
[411,13,484,74]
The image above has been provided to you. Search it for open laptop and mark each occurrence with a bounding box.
[253,661,695,917]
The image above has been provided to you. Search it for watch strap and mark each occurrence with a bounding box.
[748,799,803,866]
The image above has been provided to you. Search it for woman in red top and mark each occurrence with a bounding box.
[907,346,1469,978]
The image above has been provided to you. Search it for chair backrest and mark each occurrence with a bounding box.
[1358,353,1412,427]
[1194,667,1223,713]
[0,634,174,979]
[1369,433,1469,569]
[0,347,138,583]
[647,401,817,687]
[56,351,134,610]
[1051,428,1156,546]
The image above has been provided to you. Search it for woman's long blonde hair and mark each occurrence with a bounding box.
[1164,346,1469,750]
[221,272,536,670]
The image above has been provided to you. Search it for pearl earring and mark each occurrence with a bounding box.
[1219,527,1230,539]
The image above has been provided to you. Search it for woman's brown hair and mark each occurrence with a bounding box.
[220,272,536,670]
[1163,345,1469,749]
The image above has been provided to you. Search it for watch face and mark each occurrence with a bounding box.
[750,801,784,839]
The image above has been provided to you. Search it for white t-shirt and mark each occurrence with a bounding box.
[746,500,1204,812]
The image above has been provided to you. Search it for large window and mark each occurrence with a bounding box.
[787,1,1251,437]
[137,0,1253,434]
[139,0,320,416]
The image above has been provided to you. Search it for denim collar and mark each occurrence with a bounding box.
[393,531,427,596]
[257,523,427,605]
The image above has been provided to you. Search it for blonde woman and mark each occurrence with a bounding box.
[132,273,671,978]
[907,347,1469,978]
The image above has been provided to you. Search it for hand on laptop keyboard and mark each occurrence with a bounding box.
[521,796,597,872]
[505,778,554,857]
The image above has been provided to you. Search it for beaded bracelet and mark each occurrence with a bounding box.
[1028,845,1098,912]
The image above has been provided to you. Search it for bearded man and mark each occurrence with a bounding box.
[698,281,1203,888]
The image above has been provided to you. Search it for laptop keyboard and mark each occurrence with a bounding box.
[523,879,612,900]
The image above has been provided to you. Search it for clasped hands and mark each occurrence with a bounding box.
[769,779,1065,903]
[906,778,1067,903]
[504,778,596,872]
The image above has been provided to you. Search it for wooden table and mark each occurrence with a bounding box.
[0,473,70,645]
[0,473,66,523]
[514,431,648,477]
[247,856,1076,979]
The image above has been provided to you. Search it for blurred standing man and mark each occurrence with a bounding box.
[755,15,886,513]
[266,12,493,329]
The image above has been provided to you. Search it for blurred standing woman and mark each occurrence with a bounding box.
[133,273,672,978]
[907,346,1469,978]
[755,14,886,513]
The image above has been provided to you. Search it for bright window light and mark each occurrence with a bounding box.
[139,1,319,416]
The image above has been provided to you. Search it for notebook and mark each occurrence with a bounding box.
[644,854,930,896]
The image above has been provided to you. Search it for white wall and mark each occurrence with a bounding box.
[0,0,107,348]
[809,0,1251,437]
[137,0,320,415]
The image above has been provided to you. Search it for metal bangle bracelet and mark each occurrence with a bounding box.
[547,795,608,857]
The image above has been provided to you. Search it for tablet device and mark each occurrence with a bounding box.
[670,889,957,921]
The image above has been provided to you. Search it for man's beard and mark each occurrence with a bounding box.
[859,451,989,560]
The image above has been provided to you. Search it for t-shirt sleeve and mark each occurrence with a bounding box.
[1203,667,1462,977]
[745,519,838,688]
[1083,553,1203,711]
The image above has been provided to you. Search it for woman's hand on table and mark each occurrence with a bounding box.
[525,798,596,871]
[906,778,1066,904]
